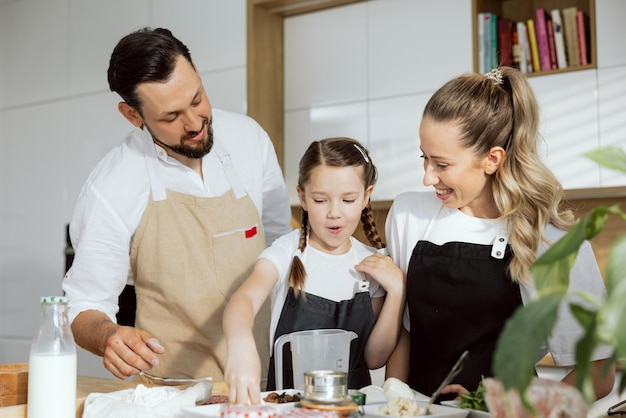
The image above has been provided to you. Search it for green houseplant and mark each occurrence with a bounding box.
[493,146,626,404]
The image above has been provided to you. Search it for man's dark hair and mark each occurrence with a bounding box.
[107,27,194,112]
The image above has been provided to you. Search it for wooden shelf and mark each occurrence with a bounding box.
[472,0,596,76]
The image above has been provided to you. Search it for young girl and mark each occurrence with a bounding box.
[223,137,405,404]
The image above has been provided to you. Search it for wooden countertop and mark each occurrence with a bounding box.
[0,375,228,418]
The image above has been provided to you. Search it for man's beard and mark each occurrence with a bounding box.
[148,118,214,159]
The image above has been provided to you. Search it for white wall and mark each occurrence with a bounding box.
[1,0,625,380]
[282,0,626,203]
[0,0,248,377]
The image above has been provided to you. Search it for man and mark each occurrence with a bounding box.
[62,27,292,381]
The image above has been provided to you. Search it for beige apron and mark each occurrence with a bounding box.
[130,128,271,380]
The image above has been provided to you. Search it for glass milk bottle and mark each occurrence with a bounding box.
[27,296,77,418]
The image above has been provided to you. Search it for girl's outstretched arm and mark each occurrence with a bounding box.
[223,258,279,404]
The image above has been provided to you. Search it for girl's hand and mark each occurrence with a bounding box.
[355,253,405,295]
[224,338,262,404]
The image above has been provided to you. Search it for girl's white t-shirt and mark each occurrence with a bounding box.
[259,229,386,350]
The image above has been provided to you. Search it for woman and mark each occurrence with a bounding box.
[384,67,615,402]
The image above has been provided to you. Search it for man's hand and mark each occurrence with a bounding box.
[71,310,165,379]
[102,326,165,379]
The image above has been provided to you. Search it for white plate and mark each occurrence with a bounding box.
[359,385,390,404]
[183,390,303,417]
[363,401,469,418]
[359,384,430,405]
[440,400,490,418]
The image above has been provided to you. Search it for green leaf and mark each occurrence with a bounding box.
[569,303,596,330]
[585,147,626,174]
[605,235,626,294]
[601,236,626,357]
[571,304,598,401]
[535,207,609,266]
[531,252,578,292]
[530,207,613,292]
[493,292,565,392]
[600,281,626,359]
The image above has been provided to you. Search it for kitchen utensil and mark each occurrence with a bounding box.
[423,350,469,415]
[274,329,357,390]
[300,372,359,415]
[303,370,351,403]
[138,371,212,387]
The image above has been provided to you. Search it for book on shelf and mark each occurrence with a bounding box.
[527,18,541,73]
[550,9,568,69]
[477,12,487,73]
[516,21,532,73]
[481,12,495,73]
[498,17,513,67]
[562,6,580,67]
[534,8,553,71]
[512,23,520,70]
[489,13,498,70]
[546,14,558,69]
[577,10,591,65]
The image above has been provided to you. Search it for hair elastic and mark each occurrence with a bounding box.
[485,68,504,85]
[353,144,370,163]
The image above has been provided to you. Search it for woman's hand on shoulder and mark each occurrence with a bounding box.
[355,253,405,296]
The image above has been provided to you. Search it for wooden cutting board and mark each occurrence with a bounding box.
[0,375,228,418]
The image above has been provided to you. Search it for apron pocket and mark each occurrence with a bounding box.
[211,224,264,297]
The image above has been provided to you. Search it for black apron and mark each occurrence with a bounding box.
[266,287,376,390]
[406,212,522,403]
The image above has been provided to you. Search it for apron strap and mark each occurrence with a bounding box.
[298,236,371,295]
[212,141,247,199]
[139,128,248,201]
[424,205,510,259]
[140,128,167,202]
[423,204,444,241]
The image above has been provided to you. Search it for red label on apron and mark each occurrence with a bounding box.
[245,226,257,238]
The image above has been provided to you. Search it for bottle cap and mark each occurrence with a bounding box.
[40,296,68,303]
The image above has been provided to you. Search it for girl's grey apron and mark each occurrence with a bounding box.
[130,128,270,380]
[406,206,522,402]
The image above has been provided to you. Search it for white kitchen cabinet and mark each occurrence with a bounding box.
[368,0,473,99]
[528,70,601,190]
[284,3,368,110]
[598,66,626,187]
[368,94,431,201]
[596,0,626,68]
[284,103,369,204]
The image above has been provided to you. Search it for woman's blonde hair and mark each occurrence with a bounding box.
[422,67,576,284]
[289,137,385,296]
